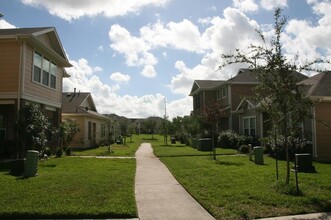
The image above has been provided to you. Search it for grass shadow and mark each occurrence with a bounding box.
[158,144,187,148]
[142,138,159,141]
[39,163,57,168]
[215,159,245,166]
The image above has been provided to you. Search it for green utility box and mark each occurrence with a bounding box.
[197,138,212,151]
[254,146,264,165]
[24,150,39,177]
[295,153,315,172]
[191,138,198,149]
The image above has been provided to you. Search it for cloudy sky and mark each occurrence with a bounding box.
[1,0,330,119]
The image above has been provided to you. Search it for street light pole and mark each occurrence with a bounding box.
[164,97,168,146]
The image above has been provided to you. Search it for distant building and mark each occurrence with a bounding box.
[190,69,331,160]
[62,91,109,148]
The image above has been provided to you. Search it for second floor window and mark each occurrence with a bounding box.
[194,94,201,109]
[33,51,57,89]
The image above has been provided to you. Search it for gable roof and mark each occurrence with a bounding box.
[234,98,260,113]
[0,27,71,68]
[228,68,308,84]
[62,92,97,113]
[298,71,331,97]
[189,80,225,96]
[229,68,260,84]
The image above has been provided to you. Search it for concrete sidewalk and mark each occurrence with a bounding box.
[135,143,215,220]
[257,212,331,220]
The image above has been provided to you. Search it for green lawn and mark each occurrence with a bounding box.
[1,134,330,219]
[71,134,157,157]
[152,137,331,220]
[0,157,137,219]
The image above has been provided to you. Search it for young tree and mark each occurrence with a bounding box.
[200,101,226,160]
[220,8,328,184]
[119,120,128,146]
[58,118,80,149]
[143,117,157,139]
[127,121,136,143]
[17,104,50,157]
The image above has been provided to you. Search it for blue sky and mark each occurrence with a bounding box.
[1,0,330,119]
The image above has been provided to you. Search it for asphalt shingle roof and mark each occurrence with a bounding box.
[299,71,331,97]
[0,27,53,36]
[62,92,91,113]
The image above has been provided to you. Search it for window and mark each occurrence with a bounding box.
[50,63,57,89]
[194,94,201,109]
[243,117,256,136]
[33,51,57,89]
[33,52,42,82]
[42,58,50,86]
[101,124,106,138]
[0,115,6,142]
[222,86,227,98]
[88,122,92,140]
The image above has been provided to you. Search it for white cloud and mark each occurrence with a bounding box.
[97,45,104,52]
[63,57,190,119]
[209,6,217,12]
[141,65,157,78]
[140,19,206,53]
[0,19,16,29]
[310,0,331,26]
[201,8,259,54]
[260,0,287,11]
[166,8,261,96]
[21,0,171,21]
[110,72,130,82]
[282,1,331,70]
[109,24,152,66]
[233,0,259,12]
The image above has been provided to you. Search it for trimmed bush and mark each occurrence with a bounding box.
[55,148,63,158]
[218,131,260,150]
[238,145,249,154]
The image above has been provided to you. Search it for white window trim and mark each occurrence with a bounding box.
[243,116,256,136]
[32,51,58,90]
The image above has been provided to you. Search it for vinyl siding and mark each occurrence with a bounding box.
[315,102,331,159]
[230,84,256,111]
[0,40,20,93]
[23,44,63,106]
[63,115,85,148]
[63,115,108,148]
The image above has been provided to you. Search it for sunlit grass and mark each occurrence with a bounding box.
[0,157,137,219]
[151,135,331,219]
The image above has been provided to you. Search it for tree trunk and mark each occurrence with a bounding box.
[212,128,216,160]
[284,104,290,185]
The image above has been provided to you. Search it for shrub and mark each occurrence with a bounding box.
[218,131,239,149]
[44,147,52,157]
[218,131,261,150]
[238,145,249,154]
[55,148,63,158]
[65,147,71,156]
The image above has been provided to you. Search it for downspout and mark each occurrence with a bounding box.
[312,107,317,159]
[17,39,25,111]
[260,112,263,138]
[228,84,232,130]
[16,39,25,158]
